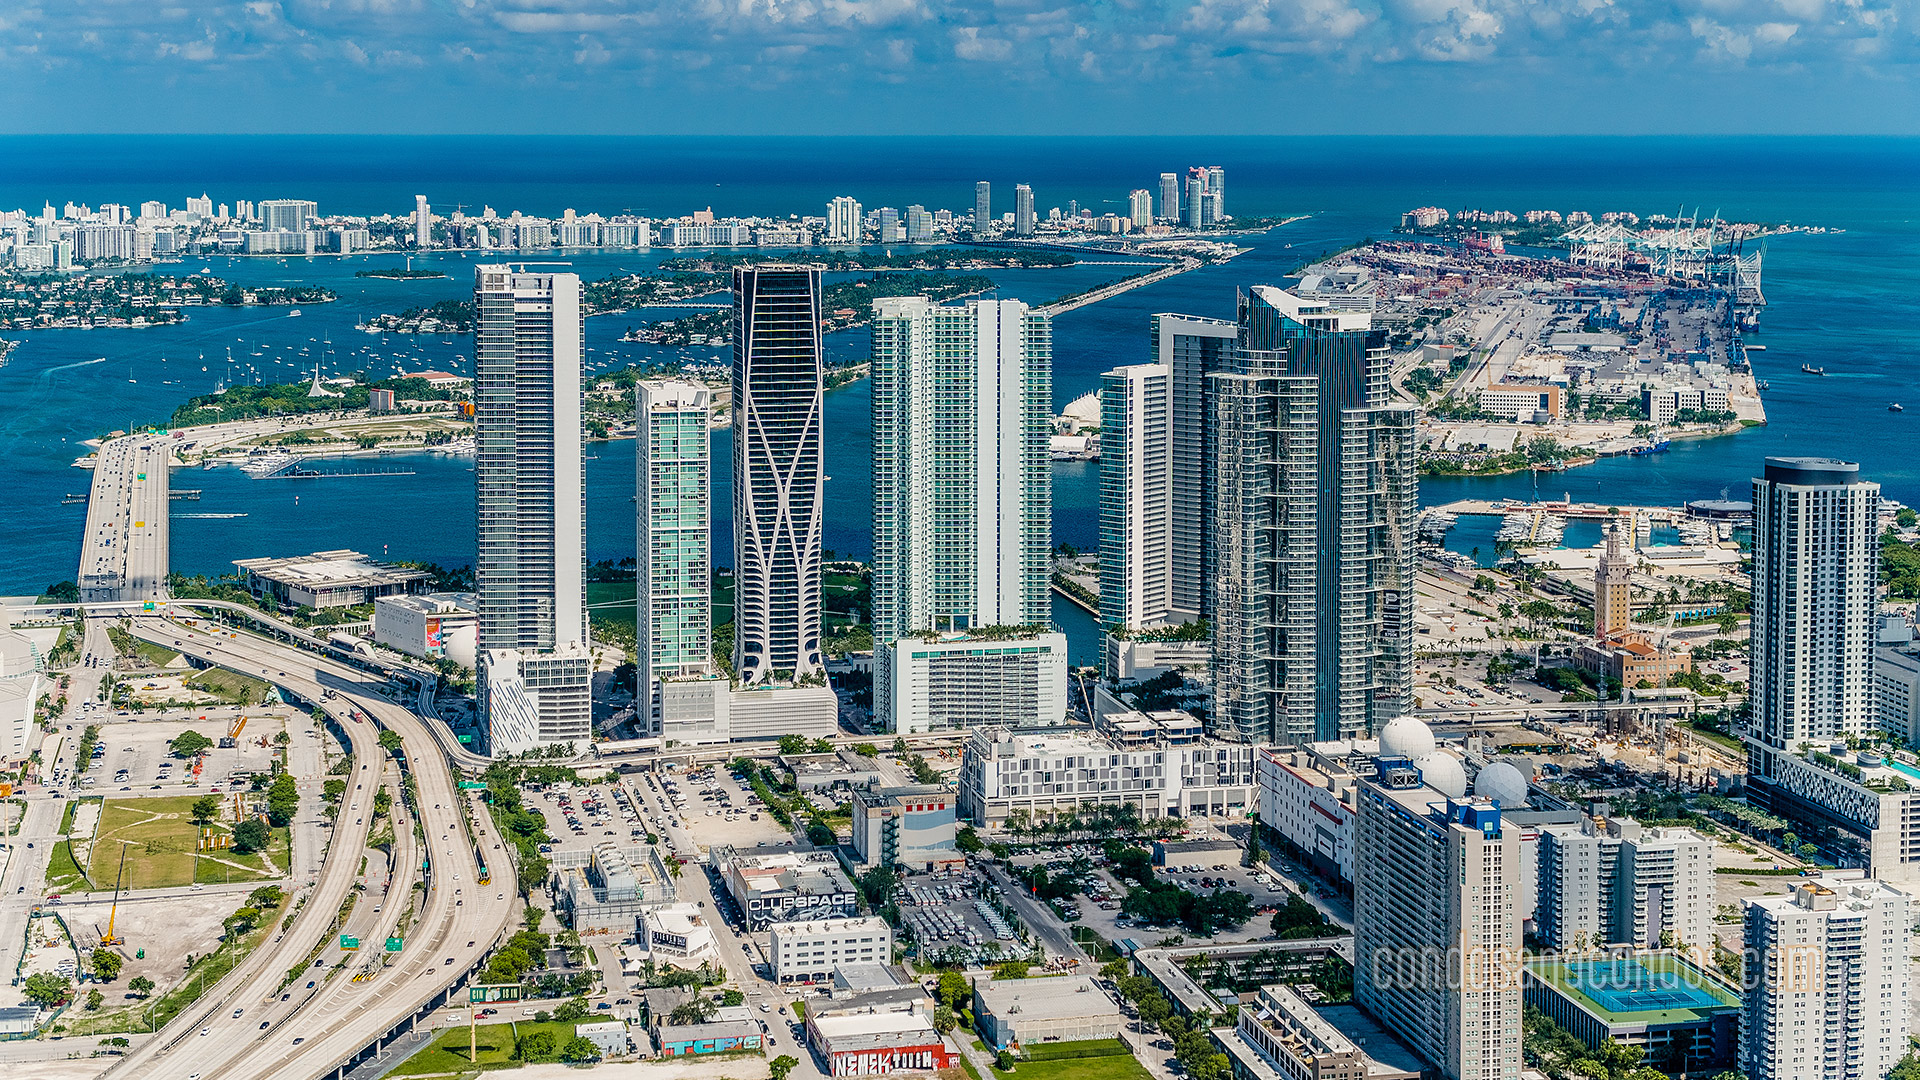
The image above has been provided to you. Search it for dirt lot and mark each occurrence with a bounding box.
[55,884,266,1007]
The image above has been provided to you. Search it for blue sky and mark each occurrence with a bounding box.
[2,1,1916,134]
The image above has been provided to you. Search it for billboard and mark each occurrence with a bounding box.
[424,617,445,656]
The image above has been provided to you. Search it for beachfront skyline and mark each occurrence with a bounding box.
[1,2,1916,136]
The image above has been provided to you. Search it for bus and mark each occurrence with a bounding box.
[474,842,492,886]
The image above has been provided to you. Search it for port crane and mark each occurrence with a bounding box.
[99,844,128,947]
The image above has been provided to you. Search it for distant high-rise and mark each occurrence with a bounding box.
[905,205,933,243]
[1535,815,1714,951]
[1353,742,1522,1080]
[1743,878,1911,1080]
[1184,173,1206,229]
[1014,185,1035,237]
[732,266,826,686]
[1157,173,1180,221]
[1206,167,1226,220]
[878,207,901,244]
[258,199,316,232]
[1748,457,1879,783]
[827,196,862,244]
[870,297,1061,732]
[974,182,992,235]
[1128,189,1154,229]
[637,381,713,730]
[414,194,431,248]
[474,265,591,755]
[1209,287,1415,745]
[1594,521,1633,636]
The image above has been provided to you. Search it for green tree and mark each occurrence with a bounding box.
[891,736,909,754]
[559,1035,601,1063]
[994,961,1030,980]
[23,973,70,1007]
[377,729,403,754]
[190,794,222,827]
[996,1050,1016,1071]
[248,885,285,909]
[86,987,104,1011]
[91,949,124,982]
[720,989,745,1007]
[936,969,970,1010]
[128,975,155,998]
[777,735,809,755]
[223,905,263,939]
[266,773,300,827]
[770,1054,800,1080]
[169,730,213,758]
[232,818,271,854]
[552,998,589,1022]
[954,825,984,854]
[806,821,837,846]
[514,1029,558,1062]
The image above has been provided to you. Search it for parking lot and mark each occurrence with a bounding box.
[894,867,1029,967]
[639,766,797,852]
[53,711,292,796]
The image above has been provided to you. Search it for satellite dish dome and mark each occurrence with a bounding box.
[1415,751,1469,798]
[1378,715,1437,760]
[1475,761,1530,806]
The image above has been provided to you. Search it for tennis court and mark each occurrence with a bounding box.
[1561,958,1730,1014]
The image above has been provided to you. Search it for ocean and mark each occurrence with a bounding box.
[3,136,1918,663]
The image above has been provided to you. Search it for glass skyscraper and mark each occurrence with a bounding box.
[473,264,591,755]
[731,265,825,686]
[637,381,713,730]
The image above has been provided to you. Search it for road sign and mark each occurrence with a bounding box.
[385,937,403,952]
[457,734,472,744]
[340,935,360,950]
[457,780,486,790]
[469,983,522,1004]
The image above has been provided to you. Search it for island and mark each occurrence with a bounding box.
[0,271,335,330]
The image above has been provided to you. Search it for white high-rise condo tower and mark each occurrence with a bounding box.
[1158,173,1180,221]
[1743,877,1911,1080]
[414,194,431,247]
[1014,185,1035,237]
[732,266,826,686]
[974,182,992,236]
[869,297,1064,732]
[473,265,591,755]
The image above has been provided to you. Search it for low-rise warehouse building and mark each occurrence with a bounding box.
[574,1020,632,1058]
[655,1019,763,1057]
[972,974,1123,1051]
[234,549,430,609]
[850,784,961,871]
[373,591,477,668]
[806,993,955,1076]
[1215,983,1422,1080]
[1524,954,1739,1075]
[717,847,861,930]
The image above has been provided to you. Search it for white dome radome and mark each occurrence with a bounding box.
[1474,761,1530,806]
[1378,715,1437,760]
[1415,751,1469,798]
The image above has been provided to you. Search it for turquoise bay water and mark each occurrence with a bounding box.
[3,136,1919,668]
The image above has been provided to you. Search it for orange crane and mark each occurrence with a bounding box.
[227,715,247,740]
[100,845,127,947]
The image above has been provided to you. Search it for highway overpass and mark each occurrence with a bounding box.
[78,433,174,603]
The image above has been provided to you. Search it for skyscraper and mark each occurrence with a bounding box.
[258,199,316,232]
[1128,189,1154,229]
[414,194,431,248]
[1208,286,1415,745]
[1353,732,1522,1080]
[1593,521,1633,636]
[732,265,826,686]
[1743,878,1912,1080]
[474,265,591,755]
[974,181,991,235]
[637,381,713,731]
[1158,173,1180,221]
[870,297,1062,732]
[1206,166,1226,220]
[1184,172,1207,229]
[905,205,933,242]
[1014,185,1035,237]
[1099,364,1171,634]
[878,206,901,244]
[1747,457,1879,784]
[827,196,862,244]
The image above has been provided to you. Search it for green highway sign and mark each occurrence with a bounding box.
[469,984,523,1004]
[385,937,403,952]
[457,780,487,790]
[340,936,360,950]
[457,734,472,744]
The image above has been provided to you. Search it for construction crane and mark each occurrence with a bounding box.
[100,845,128,947]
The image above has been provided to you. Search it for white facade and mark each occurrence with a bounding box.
[769,917,894,984]
[1255,745,1358,882]
[882,632,1068,734]
[1354,757,1522,1080]
[1099,363,1173,634]
[658,680,837,747]
[373,592,477,669]
[474,265,590,754]
[1535,817,1713,952]
[827,197,862,244]
[637,381,713,736]
[959,725,1255,827]
[633,902,720,967]
[413,194,431,247]
[1875,645,1920,743]
[869,297,1052,731]
[1743,878,1911,1080]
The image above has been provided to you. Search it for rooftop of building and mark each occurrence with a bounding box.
[723,848,858,897]
[970,723,1240,759]
[974,974,1120,1020]
[234,549,431,590]
[1524,953,1740,1025]
[1746,875,1908,915]
[770,915,890,937]
[809,1006,938,1046]
[375,591,475,614]
[1309,1004,1429,1078]
[655,1019,763,1040]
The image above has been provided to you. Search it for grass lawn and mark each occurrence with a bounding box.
[184,668,270,704]
[87,796,286,890]
[132,639,181,668]
[389,1020,580,1076]
[990,1047,1151,1080]
[45,838,90,892]
[712,575,734,628]
[585,581,637,631]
